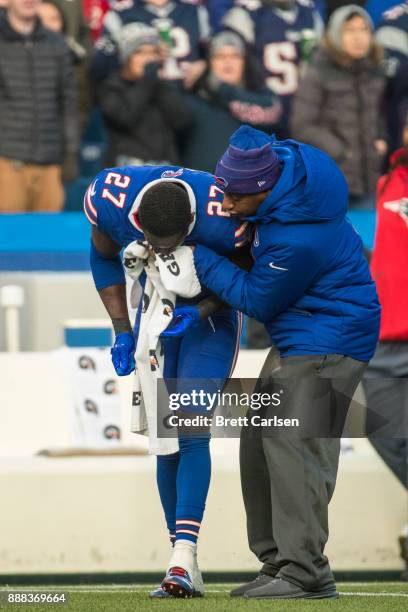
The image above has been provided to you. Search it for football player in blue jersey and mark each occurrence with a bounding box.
[84,165,248,598]
[223,0,323,133]
[91,0,210,83]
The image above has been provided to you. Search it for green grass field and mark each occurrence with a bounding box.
[1,583,408,612]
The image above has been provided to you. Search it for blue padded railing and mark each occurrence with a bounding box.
[0,210,376,272]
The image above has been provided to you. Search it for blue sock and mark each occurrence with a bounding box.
[156,437,211,547]
[175,437,211,544]
[156,451,179,545]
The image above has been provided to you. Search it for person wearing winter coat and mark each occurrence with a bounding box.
[362,124,408,580]
[291,5,387,208]
[168,125,381,598]
[98,22,192,167]
[0,0,79,211]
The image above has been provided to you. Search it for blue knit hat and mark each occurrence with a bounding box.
[216,126,281,194]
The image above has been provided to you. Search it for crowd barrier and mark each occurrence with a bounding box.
[0,210,376,273]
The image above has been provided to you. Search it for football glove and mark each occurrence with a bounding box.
[160,305,201,338]
[111,332,136,376]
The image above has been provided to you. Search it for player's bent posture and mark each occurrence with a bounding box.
[184,126,381,599]
[84,165,248,598]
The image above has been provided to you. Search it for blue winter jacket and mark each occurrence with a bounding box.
[193,137,381,361]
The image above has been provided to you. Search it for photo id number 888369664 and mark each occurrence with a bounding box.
[0,592,68,605]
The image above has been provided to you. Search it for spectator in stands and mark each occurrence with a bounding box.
[362,120,408,580]
[181,31,282,172]
[99,22,192,167]
[291,5,387,209]
[376,2,408,151]
[0,0,79,212]
[363,125,408,485]
[91,0,210,87]
[222,0,323,136]
[38,0,91,132]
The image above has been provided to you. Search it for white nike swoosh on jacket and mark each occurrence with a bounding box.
[269,262,288,271]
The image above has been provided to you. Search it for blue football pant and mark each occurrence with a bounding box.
[157,309,241,545]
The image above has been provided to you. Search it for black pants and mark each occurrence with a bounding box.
[240,348,367,591]
[363,341,408,490]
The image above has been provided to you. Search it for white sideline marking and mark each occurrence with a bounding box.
[1,584,408,598]
[1,588,408,598]
[340,592,408,597]
[339,582,404,587]
[63,590,408,598]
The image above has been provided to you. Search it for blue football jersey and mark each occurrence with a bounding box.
[84,165,251,254]
[224,0,323,125]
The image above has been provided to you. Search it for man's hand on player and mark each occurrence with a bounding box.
[111,332,136,376]
[160,305,200,338]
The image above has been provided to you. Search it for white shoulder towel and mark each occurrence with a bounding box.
[123,241,201,455]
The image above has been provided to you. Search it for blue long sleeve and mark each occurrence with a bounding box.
[90,241,125,291]
[193,241,320,323]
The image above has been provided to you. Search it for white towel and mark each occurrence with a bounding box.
[123,241,201,455]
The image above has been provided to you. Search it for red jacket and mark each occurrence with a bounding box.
[371,149,408,341]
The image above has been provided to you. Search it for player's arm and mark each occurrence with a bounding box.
[90,226,135,375]
[91,226,131,333]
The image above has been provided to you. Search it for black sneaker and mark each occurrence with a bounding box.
[245,577,339,599]
[230,573,275,597]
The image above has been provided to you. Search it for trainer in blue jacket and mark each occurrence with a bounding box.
[193,126,380,362]
[170,125,381,600]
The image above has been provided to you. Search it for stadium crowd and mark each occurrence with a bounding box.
[0,0,406,213]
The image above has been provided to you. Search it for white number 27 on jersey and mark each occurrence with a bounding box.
[102,172,131,208]
[207,184,230,216]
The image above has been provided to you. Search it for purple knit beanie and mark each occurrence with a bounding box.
[216,126,281,194]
